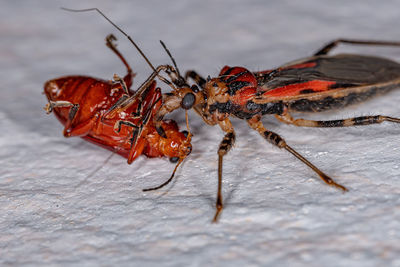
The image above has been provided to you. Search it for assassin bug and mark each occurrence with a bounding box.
[158,39,400,221]
[44,33,192,187]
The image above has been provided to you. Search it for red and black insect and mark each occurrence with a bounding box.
[44,34,192,188]
[159,39,400,221]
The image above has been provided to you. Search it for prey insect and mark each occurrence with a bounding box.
[44,34,192,188]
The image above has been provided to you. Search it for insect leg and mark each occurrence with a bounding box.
[113,120,138,133]
[152,94,182,138]
[152,83,201,137]
[314,39,400,56]
[127,98,157,164]
[276,112,400,127]
[112,74,130,95]
[247,116,347,191]
[105,65,171,123]
[105,34,134,89]
[142,157,185,192]
[112,119,146,164]
[44,100,76,114]
[44,100,95,137]
[185,70,207,89]
[213,118,236,222]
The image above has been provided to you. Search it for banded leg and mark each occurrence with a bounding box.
[185,70,207,89]
[314,39,400,56]
[276,112,400,127]
[213,118,236,222]
[106,34,134,90]
[247,116,347,191]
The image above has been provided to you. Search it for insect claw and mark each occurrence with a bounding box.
[212,204,223,223]
[106,33,118,48]
[44,102,53,114]
[319,172,348,192]
[330,180,348,192]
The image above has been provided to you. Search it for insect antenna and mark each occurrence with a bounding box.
[62,7,175,89]
[61,8,158,72]
[160,40,181,78]
[159,40,189,87]
[185,110,192,137]
[142,158,184,192]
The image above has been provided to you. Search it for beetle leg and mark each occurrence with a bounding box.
[247,115,347,192]
[314,39,400,56]
[185,70,206,89]
[44,100,76,114]
[213,118,236,222]
[276,112,400,127]
[105,34,135,90]
[44,100,95,137]
[142,157,185,192]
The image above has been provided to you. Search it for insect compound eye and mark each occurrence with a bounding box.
[181,92,195,110]
[156,125,167,138]
[181,130,189,137]
[169,157,179,163]
[186,145,192,155]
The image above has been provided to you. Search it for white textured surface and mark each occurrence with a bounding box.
[1,1,400,266]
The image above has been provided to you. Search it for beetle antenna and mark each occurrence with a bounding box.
[142,158,184,191]
[61,7,158,74]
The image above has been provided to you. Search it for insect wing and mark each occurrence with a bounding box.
[254,54,400,102]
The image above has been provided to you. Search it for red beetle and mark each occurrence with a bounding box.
[44,34,192,168]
